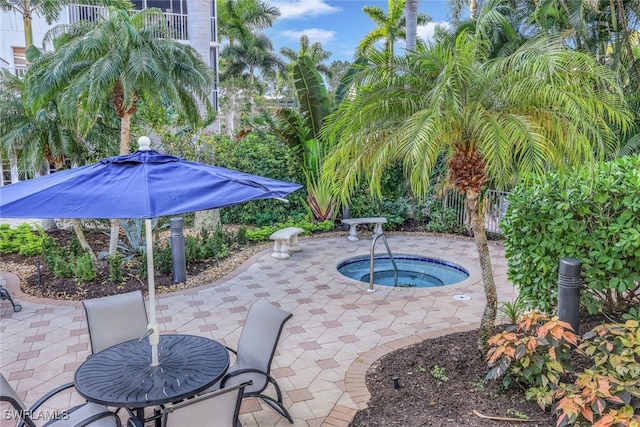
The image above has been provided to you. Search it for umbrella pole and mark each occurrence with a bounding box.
[145,218,160,366]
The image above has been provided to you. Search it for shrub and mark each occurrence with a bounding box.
[108,255,123,283]
[74,253,97,283]
[487,315,640,426]
[416,195,463,234]
[0,223,46,256]
[211,132,307,225]
[153,242,173,275]
[553,320,640,426]
[502,155,640,314]
[486,312,577,409]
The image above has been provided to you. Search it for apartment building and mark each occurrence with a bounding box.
[0,0,220,185]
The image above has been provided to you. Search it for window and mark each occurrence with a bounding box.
[12,47,26,76]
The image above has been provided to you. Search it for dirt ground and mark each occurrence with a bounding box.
[0,227,623,426]
[349,318,611,427]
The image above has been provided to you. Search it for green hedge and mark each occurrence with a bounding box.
[212,132,308,226]
[502,155,640,314]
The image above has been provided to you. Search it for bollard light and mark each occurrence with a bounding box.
[557,257,581,335]
[170,218,186,284]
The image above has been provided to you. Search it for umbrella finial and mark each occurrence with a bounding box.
[138,136,151,151]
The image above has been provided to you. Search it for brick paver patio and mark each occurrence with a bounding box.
[0,233,516,426]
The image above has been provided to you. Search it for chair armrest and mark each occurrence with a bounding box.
[221,367,277,388]
[29,381,75,413]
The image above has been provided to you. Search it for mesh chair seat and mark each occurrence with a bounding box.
[0,374,121,427]
[219,299,293,423]
[158,381,250,427]
[82,290,149,354]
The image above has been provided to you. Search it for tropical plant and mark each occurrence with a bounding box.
[0,68,118,173]
[271,56,337,221]
[486,312,578,408]
[217,0,280,44]
[322,31,633,351]
[358,0,430,57]
[280,35,333,80]
[25,7,214,255]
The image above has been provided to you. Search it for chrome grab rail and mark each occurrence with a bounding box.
[369,234,398,292]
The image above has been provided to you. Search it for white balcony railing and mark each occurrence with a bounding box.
[67,4,188,41]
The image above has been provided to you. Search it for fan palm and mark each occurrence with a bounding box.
[323,32,632,351]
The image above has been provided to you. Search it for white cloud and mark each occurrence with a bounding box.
[268,0,341,20]
[280,28,335,44]
[417,21,451,42]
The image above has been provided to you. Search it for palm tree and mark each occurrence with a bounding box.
[26,7,213,155]
[221,33,285,87]
[218,0,280,44]
[280,35,333,80]
[220,33,284,136]
[0,0,130,48]
[25,7,214,254]
[0,69,118,256]
[323,32,632,351]
[0,70,117,172]
[358,0,430,57]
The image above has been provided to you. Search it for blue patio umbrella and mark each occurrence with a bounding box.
[0,136,302,364]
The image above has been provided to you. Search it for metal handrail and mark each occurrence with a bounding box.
[369,234,398,292]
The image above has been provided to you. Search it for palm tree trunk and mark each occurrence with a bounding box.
[72,219,97,262]
[109,112,134,255]
[405,0,419,51]
[109,219,120,255]
[23,13,34,48]
[120,113,132,155]
[469,0,478,19]
[466,188,497,353]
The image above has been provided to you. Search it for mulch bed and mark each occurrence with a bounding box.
[350,315,621,427]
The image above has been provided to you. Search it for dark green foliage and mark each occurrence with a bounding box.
[236,226,248,245]
[153,243,173,275]
[0,223,46,256]
[416,196,462,234]
[68,238,84,258]
[108,255,123,283]
[43,237,74,279]
[212,132,307,225]
[184,235,200,263]
[348,193,413,231]
[502,155,640,314]
[74,253,97,283]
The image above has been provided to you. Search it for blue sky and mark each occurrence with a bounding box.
[264,0,455,62]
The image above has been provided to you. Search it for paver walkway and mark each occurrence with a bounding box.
[0,233,516,426]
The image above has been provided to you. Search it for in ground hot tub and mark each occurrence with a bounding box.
[337,254,469,287]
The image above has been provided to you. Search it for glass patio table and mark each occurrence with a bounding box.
[74,334,229,422]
